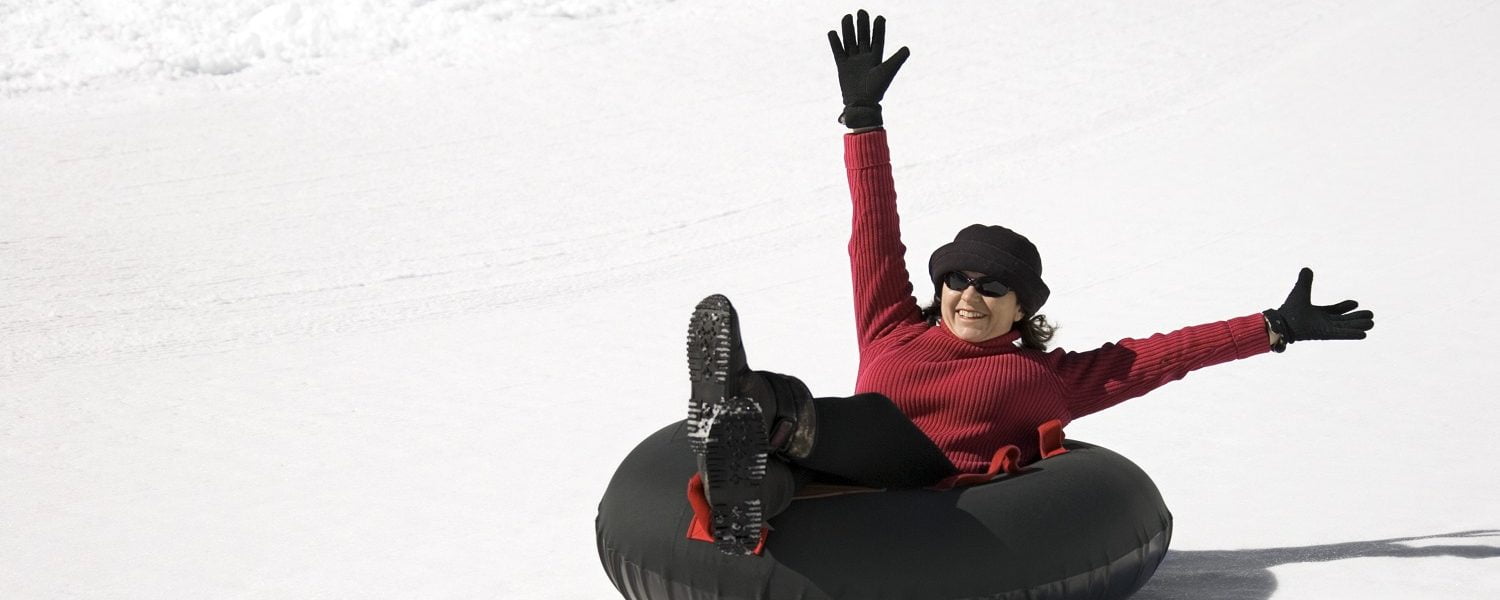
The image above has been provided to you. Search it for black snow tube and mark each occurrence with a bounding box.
[596,421,1173,600]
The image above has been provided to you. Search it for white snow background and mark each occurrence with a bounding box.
[3,0,1498,598]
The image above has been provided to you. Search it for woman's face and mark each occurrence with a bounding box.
[940,270,1025,343]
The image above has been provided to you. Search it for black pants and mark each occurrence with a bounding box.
[791,393,957,489]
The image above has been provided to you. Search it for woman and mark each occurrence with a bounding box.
[685,10,1374,556]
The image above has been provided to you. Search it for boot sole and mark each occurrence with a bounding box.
[686,294,768,555]
[686,294,735,454]
[701,397,768,555]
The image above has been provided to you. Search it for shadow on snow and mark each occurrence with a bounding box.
[1133,530,1500,600]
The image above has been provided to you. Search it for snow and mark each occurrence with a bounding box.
[3,0,1498,598]
[0,0,672,96]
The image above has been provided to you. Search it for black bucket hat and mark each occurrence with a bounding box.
[927,224,1050,312]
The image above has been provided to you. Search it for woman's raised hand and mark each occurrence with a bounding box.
[1264,268,1375,351]
[828,9,910,129]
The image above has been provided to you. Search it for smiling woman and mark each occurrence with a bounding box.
[925,277,1058,349]
[938,268,1025,336]
[919,224,1059,349]
[599,7,1376,600]
[662,5,1374,558]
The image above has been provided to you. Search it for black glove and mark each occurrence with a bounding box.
[827,10,910,129]
[1263,268,1374,352]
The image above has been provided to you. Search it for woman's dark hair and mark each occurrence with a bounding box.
[920,289,1057,351]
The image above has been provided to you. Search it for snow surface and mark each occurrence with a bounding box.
[3,1,1499,598]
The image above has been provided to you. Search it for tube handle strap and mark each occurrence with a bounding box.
[936,444,1022,489]
[1037,419,1069,459]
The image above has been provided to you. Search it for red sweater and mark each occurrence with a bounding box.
[844,130,1271,473]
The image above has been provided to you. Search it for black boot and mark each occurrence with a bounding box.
[686,294,814,555]
[757,370,816,461]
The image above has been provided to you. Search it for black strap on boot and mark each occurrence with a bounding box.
[757,371,816,460]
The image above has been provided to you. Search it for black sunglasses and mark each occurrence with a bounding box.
[943,272,1011,298]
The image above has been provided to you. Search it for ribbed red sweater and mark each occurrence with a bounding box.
[844,130,1271,473]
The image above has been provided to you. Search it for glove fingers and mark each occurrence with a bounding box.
[1336,309,1374,322]
[1316,315,1374,338]
[1321,299,1358,314]
[828,30,846,59]
[1297,267,1315,288]
[857,9,871,52]
[872,15,886,58]
[1323,329,1368,340]
[877,46,911,80]
[1287,267,1314,305]
[1335,316,1374,331]
[842,14,856,55]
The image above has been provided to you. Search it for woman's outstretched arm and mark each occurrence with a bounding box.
[830,10,923,348]
[1049,314,1273,419]
[1051,268,1374,418]
[845,130,922,347]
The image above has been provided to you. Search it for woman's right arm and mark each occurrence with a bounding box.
[845,129,924,346]
[829,11,922,348]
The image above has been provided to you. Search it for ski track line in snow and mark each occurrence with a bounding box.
[2,217,784,377]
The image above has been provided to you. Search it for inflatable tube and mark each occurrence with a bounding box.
[596,421,1172,600]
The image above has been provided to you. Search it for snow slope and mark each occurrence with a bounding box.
[3,1,1498,598]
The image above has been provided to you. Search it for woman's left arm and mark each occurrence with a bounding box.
[1053,267,1374,417]
[1050,314,1272,418]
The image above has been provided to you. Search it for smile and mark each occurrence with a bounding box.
[957,309,987,319]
